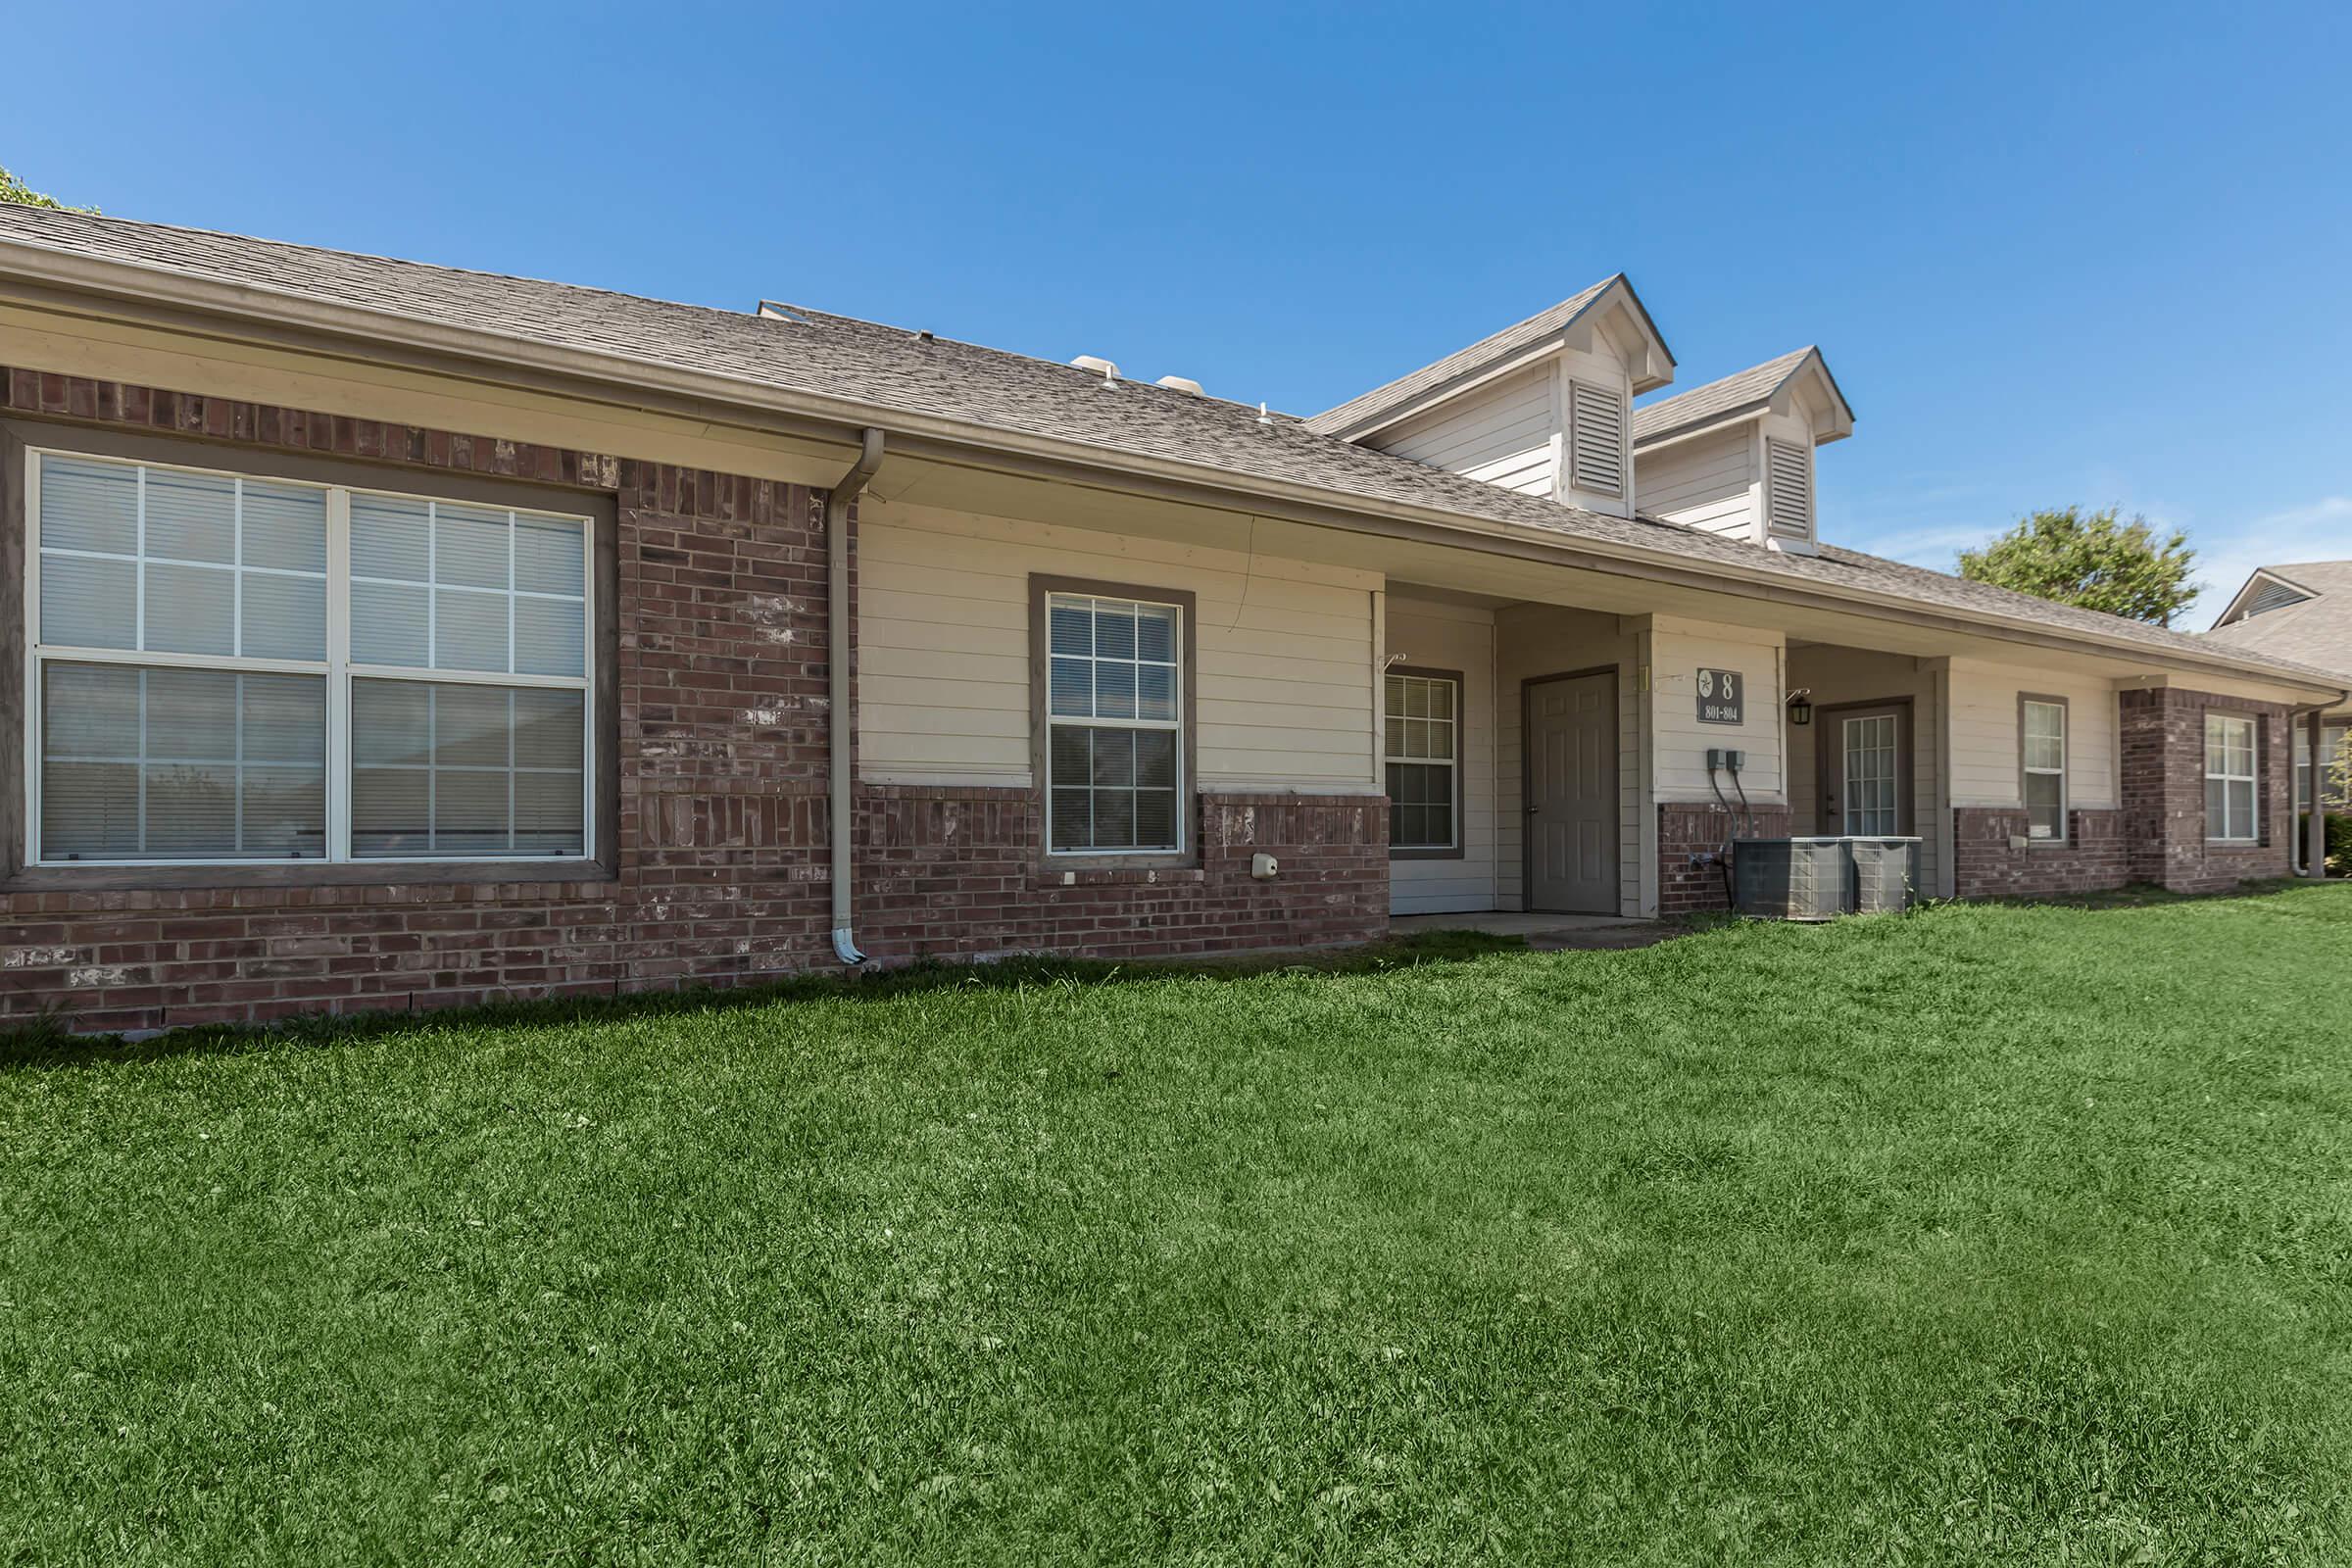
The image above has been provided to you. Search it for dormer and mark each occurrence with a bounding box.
[1303,275,1675,519]
[1631,347,1854,556]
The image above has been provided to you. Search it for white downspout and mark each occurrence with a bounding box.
[828,428,886,964]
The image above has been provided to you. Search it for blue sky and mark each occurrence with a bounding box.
[9,2,2348,626]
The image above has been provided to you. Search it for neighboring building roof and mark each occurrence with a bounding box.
[1632,346,1854,448]
[2204,562,2352,679]
[1300,274,1674,438]
[0,205,2337,691]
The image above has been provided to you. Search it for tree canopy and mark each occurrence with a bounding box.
[1956,506,2200,626]
[0,164,95,214]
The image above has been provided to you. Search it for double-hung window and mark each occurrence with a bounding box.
[2203,712,2259,843]
[26,449,594,866]
[2021,698,2067,841]
[1385,671,1459,852]
[1043,589,1184,855]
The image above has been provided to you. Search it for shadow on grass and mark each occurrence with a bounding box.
[0,928,1532,1073]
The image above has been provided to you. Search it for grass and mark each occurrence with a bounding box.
[5,887,2351,1564]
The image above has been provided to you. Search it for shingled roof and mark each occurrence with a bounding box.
[0,205,2336,690]
[2204,563,2352,680]
[1298,276,1647,438]
[1633,346,1851,448]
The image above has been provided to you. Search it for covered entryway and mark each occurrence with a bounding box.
[1525,670,1619,912]
[1816,699,1914,836]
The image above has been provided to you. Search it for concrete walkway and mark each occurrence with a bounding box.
[1389,910,1676,953]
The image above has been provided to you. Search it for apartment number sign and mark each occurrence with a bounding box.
[1696,667,1743,724]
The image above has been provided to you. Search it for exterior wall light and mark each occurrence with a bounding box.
[1788,694,1814,726]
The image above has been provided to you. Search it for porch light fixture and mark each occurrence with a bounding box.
[1788,691,1814,726]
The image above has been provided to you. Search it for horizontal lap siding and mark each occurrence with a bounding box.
[1371,363,1557,498]
[1949,660,2118,808]
[1384,600,1497,914]
[858,501,1379,791]
[1637,426,1753,541]
[1649,623,1786,805]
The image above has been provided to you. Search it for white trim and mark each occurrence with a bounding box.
[2202,711,2261,844]
[24,445,598,869]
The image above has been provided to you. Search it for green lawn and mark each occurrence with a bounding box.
[6,888,2352,1565]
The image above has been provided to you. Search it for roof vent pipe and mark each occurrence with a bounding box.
[1069,355,1118,383]
[827,428,887,965]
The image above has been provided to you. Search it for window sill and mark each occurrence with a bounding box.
[1390,846,1465,861]
[2,859,620,895]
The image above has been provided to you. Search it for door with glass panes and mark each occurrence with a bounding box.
[1816,701,1911,837]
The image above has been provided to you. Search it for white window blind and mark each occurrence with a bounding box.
[2203,713,2259,843]
[28,449,594,866]
[1045,594,1183,854]
[1767,438,1812,539]
[1569,380,1625,498]
[2022,700,2067,841]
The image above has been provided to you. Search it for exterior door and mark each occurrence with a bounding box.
[1819,703,1911,835]
[1525,672,1618,912]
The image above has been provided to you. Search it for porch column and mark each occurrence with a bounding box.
[2310,709,2330,879]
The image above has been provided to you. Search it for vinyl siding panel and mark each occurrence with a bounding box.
[1948,660,2119,809]
[1371,363,1557,498]
[858,499,1379,791]
[1649,621,1788,806]
[1384,599,1498,914]
[1638,426,1755,541]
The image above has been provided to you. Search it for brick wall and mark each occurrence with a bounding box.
[1951,808,2128,898]
[0,369,1389,1033]
[2119,687,2295,893]
[1658,803,1796,914]
[857,787,1388,962]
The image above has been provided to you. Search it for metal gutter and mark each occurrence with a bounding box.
[0,235,2338,701]
[826,428,886,964]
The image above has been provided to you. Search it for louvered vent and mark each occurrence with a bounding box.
[1569,381,1625,497]
[2245,579,2311,617]
[1766,437,1812,539]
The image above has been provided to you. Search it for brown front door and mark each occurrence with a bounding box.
[1818,702,1912,835]
[1525,671,1618,912]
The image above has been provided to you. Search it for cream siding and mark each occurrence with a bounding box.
[1637,425,1755,541]
[1371,363,1557,498]
[1947,659,2120,809]
[1384,599,1499,913]
[858,499,1381,792]
[1647,620,1788,805]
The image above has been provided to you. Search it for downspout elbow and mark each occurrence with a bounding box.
[829,428,886,965]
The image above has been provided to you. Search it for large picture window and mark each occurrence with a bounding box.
[2021,697,2068,842]
[26,449,594,866]
[1385,670,1460,852]
[2203,712,2259,844]
[1043,589,1185,855]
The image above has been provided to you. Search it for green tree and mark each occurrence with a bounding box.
[1957,505,2199,626]
[0,164,95,214]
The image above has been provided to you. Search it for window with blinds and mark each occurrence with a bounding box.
[2022,699,2068,842]
[1766,438,1812,540]
[1569,380,1625,498]
[1044,593,1184,854]
[27,449,594,866]
[2203,713,2259,844]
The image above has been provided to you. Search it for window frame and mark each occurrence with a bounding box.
[1028,574,1197,870]
[1384,665,1464,859]
[2202,710,2261,845]
[4,422,618,888]
[2018,693,2070,845]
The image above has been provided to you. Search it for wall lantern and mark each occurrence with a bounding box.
[1787,692,1814,726]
